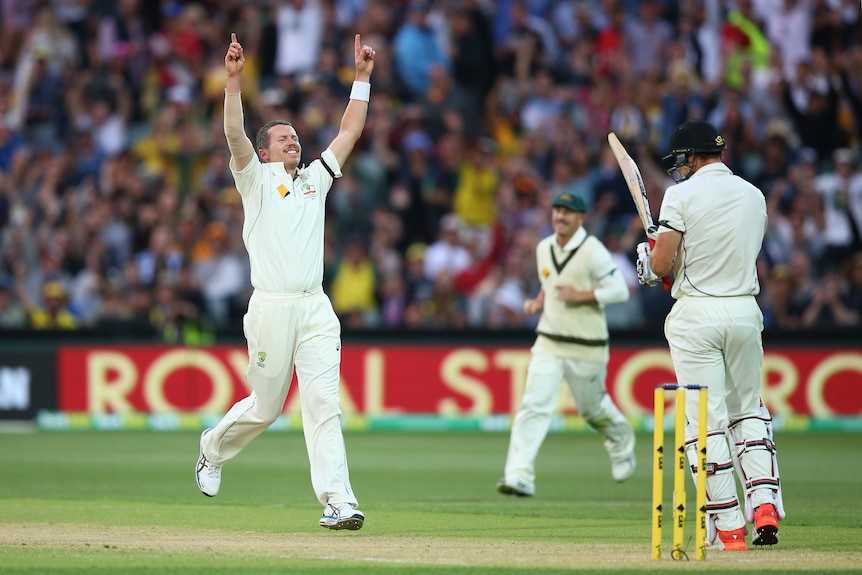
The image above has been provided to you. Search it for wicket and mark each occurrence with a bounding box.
[651,384,708,561]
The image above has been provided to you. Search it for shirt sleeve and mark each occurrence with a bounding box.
[314,147,342,200]
[223,92,256,180]
[590,243,630,306]
[321,148,342,178]
[658,185,685,234]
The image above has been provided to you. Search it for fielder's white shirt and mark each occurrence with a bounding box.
[533,227,628,362]
[231,149,342,294]
[657,162,767,299]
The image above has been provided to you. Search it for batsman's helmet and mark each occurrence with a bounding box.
[663,120,726,182]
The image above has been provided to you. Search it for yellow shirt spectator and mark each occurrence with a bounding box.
[29,282,78,330]
[330,240,378,316]
[453,140,500,227]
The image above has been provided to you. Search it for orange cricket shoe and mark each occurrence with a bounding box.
[753,503,779,546]
[716,527,748,551]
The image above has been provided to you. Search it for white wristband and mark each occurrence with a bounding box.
[349,81,370,102]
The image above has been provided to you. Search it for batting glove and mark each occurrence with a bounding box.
[646,225,658,242]
[636,242,661,287]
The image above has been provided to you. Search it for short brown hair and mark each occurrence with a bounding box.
[255,120,293,157]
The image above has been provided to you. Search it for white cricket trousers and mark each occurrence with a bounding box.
[201,288,357,507]
[665,295,764,531]
[503,348,634,493]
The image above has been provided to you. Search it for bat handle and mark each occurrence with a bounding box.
[647,237,673,292]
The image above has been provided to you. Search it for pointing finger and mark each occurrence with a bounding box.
[231,32,237,44]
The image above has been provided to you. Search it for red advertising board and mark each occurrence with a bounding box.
[56,345,862,416]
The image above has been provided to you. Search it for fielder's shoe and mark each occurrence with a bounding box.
[319,503,364,531]
[496,477,534,497]
[752,503,779,546]
[195,428,221,497]
[611,453,636,482]
[714,527,748,551]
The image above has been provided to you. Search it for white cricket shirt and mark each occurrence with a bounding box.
[231,148,341,294]
[657,162,767,299]
[533,226,629,362]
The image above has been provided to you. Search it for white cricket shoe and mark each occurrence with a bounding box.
[319,502,365,530]
[611,452,636,482]
[496,477,534,497]
[195,428,221,497]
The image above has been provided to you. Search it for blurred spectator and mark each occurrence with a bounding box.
[800,269,859,328]
[95,282,156,335]
[417,270,468,328]
[762,0,812,81]
[495,0,561,74]
[403,241,432,306]
[721,0,771,91]
[379,272,409,328]
[761,264,804,330]
[0,106,25,173]
[593,2,627,79]
[150,275,211,344]
[7,6,78,132]
[624,0,673,77]
[448,2,495,138]
[392,0,451,99]
[602,223,645,330]
[134,222,183,287]
[69,247,108,326]
[589,144,636,242]
[191,221,248,329]
[487,249,529,328]
[678,0,723,87]
[0,0,36,70]
[261,0,325,86]
[841,251,862,318]
[518,67,565,135]
[814,148,862,272]
[452,138,500,245]
[29,281,78,329]
[330,235,380,326]
[96,0,152,90]
[781,50,841,162]
[423,214,472,282]
[0,279,25,328]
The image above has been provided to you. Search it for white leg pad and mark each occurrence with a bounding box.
[761,404,786,520]
[728,407,785,522]
[684,426,745,532]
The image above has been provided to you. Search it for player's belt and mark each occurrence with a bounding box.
[536,331,608,347]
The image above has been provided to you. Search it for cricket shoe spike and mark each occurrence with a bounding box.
[319,503,364,531]
[753,503,779,546]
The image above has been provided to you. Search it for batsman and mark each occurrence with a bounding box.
[637,120,785,550]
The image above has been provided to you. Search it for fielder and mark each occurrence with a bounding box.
[498,192,636,497]
[195,32,375,531]
[638,120,785,550]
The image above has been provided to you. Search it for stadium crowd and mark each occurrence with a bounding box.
[0,0,861,339]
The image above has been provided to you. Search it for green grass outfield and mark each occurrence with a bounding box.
[1,429,860,574]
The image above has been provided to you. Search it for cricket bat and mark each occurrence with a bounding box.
[607,132,672,291]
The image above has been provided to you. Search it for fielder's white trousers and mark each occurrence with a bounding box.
[201,288,357,507]
[665,295,764,531]
[503,348,635,493]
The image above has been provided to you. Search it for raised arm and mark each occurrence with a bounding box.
[223,33,256,172]
[327,34,376,168]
